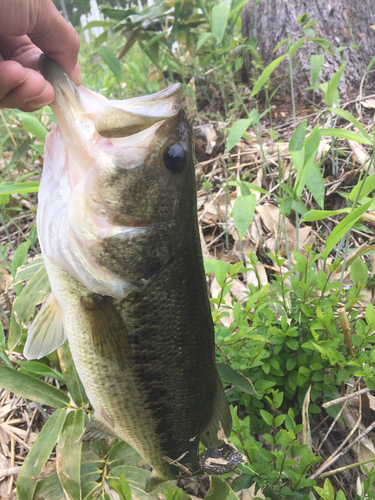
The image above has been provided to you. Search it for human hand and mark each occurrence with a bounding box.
[0,0,80,112]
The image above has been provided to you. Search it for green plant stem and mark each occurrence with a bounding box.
[320,456,375,479]
[289,57,296,126]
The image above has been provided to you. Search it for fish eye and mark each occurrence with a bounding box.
[163,144,186,172]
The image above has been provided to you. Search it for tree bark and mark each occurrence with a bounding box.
[241,0,375,99]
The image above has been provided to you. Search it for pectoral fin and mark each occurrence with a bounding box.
[200,372,232,448]
[80,295,132,367]
[24,294,66,360]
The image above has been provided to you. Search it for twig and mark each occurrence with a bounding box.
[319,456,375,479]
[0,466,22,480]
[310,398,363,480]
[322,387,370,408]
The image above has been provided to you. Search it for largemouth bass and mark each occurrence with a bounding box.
[25,57,234,491]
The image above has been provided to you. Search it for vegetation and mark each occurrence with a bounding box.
[1,1,375,499]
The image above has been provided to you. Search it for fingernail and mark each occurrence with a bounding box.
[28,97,55,109]
[17,68,29,85]
[74,63,82,86]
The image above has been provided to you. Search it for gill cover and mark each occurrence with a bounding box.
[38,57,185,299]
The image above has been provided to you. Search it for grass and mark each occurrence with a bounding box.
[1,2,375,499]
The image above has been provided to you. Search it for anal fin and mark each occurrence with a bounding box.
[24,294,66,360]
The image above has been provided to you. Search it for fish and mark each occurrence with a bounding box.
[24,56,236,491]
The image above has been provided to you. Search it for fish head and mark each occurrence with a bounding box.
[38,58,196,298]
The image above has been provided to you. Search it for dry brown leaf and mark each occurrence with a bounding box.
[361,98,375,109]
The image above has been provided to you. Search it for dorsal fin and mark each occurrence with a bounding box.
[24,294,66,360]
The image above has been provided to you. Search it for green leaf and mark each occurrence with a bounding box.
[16,361,64,382]
[233,194,257,240]
[349,173,375,202]
[251,55,287,97]
[58,341,89,408]
[0,181,39,195]
[108,466,189,499]
[306,161,325,208]
[98,46,122,81]
[215,260,228,286]
[110,473,132,500]
[350,257,368,284]
[0,322,5,351]
[323,199,373,258]
[302,208,349,222]
[57,409,85,500]
[288,37,306,58]
[324,63,345,107]
[12,257,45,285]
[197,32,213,51]
[83,20,114,30]
[289,120,307,152]
[310,54,324,85]
[204,475,239,499]
[319,128,372,145]
[216,362,256,395]
[0,365,70,408]
[226,119,252,152]
[17,409,66,500]
[17,113,48,142]
[34,473,65,500]
[10,241,30,277]
[108,441,144,470]
[211,3,231,44]
[329,107,371,141]
[260,409,274,426]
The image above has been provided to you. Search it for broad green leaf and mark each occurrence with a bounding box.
[215,260,228,286]
[216,362,256,395]
[306,161,325,208]
[108,441,144,470]
[204,259,231,274]
[108,466,189,499]
[110,473,132,500]
[211,3,231,44]
[302,208,350,222]
[294,154,315,200]
[251,55,287,97]
[226,118,252,152]
[350,257,368,284]
[58,341,89,408]
[324,63,345,107]
[13,257,45,285]
[349,173,375,202]
[0,181,39,195]
[233,194,257,240]
[310,54,324,85]
[83,20,114,30]
[17,360,64,383]
[17,409,66,500]
[329,107,371,141]
[0,365,70,407]
[18,113,48,142]
[289,120,307,152]
[10,241,30,277]
[319,128,372,145]
[304,125,321,162]
[197,32,213,50]
[12,263,51,325]
[57,409,85,500]
[323,199,373,258]
[7,311,23,352]
[204,476,240,500]
[288,37,306,58]
[98,46,122,81]
[34,473,65,500]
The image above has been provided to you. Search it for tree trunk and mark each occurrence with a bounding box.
[241,0,375,99]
